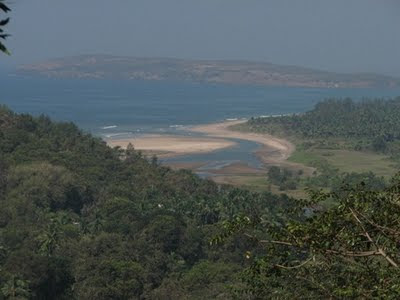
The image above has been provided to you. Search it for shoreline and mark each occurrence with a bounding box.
[105,120,315,192]
[105,120,298,168]
[106,134,236,158]
[190,120,295,165]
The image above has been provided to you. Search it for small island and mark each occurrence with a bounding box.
[17,55,400,88]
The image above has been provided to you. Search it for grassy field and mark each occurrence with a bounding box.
[212,175,308,198]
[207,146,398,199]
[236,122,399,177]
[215,147,399,198]
[289,148,398,178]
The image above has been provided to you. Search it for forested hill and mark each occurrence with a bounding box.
[245,97,400,154]
[17,54,400,88]
[3,107,400,298]
[0,106,290,299]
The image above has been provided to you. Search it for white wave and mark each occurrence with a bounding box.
[101,125,118,130]
[103,132,131,138]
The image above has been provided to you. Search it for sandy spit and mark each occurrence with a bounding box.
[190,120,295,165]
[106,135,236,158]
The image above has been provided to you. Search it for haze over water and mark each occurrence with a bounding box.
[2,75,400,137]
[2,74,400,169]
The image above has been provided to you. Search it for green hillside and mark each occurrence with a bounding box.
[1,106,400,299]
[0,106,290,299]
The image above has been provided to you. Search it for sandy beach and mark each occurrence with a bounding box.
[106,120,297,166]
[190,120,316,176]
[190,120,295,164]
[107,135,236,158]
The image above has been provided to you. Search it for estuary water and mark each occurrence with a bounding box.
[2,73,400,167]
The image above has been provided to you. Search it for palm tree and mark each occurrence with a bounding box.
[1,276,30,299]
[37,218,61,257]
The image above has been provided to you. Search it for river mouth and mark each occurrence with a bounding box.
[104,121,268,179]
[161,137,265,178]
[104,119,300,182]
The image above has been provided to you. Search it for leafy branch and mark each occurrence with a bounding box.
[0,0,11,55]
[215,176,400,297]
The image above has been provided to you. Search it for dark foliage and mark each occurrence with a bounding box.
[214,176,400,298]
[2,106,399,298]
[0,107,289,299]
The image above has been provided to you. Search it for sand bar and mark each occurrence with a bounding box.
[190,120,315,176]
[190,120,295,164]
[107,135,236,158]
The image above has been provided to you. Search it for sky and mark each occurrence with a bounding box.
[1,0,400,76]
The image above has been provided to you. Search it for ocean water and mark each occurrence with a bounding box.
[2,74,400,168]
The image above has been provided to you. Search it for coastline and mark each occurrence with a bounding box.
[105,119,315,194]
[105,120,298,168]
[106,134,236,158]
[190,120,295,165]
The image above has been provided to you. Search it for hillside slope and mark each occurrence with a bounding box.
[2,106,400,298]
[0,106,289,299]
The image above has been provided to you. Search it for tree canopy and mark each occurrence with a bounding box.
[2,106,400,298]
[214,177,400,298]
[245,97,400,156]
[0,107,292,299]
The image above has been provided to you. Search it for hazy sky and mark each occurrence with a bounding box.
[2,0,400,76]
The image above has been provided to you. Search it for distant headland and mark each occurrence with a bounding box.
[16,55,400,88]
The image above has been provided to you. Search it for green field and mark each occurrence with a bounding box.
[213,175,308,198]
[289,148,398,177]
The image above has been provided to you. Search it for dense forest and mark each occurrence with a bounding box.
[1,107,400,299]
[0,106,294,299]
[245,97,400,156]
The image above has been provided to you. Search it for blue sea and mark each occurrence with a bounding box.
[2,73,400,169]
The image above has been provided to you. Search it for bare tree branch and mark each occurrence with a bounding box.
[350,208,398,268]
